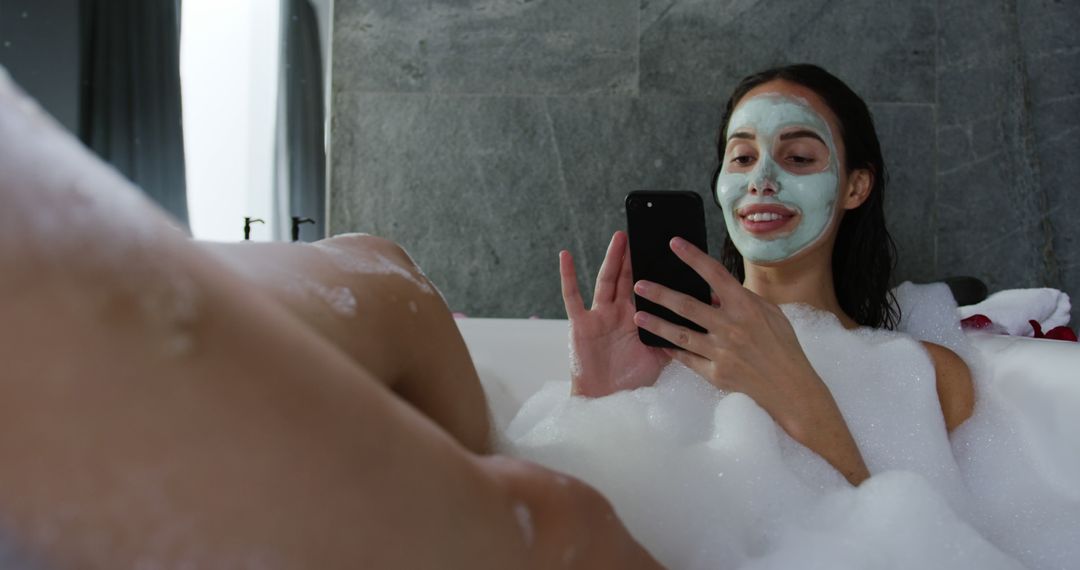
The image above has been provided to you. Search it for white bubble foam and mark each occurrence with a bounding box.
[567,325,583,380]
[304,282,358,318]
[279,280,355,317]
[501,283,1079,569]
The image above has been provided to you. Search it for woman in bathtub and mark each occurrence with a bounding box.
[559,64,974,486]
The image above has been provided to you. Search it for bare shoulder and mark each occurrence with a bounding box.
[920,341,975,432]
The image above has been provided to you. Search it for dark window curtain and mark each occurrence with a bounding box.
[277,0,326,242]
[79,0,189,228]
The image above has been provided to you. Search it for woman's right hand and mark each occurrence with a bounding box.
[560,231,670,397]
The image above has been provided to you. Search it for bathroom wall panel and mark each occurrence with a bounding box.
[1020,0,1080,312]
[1041,124,1080,314]
[935,0,1070,303]
[935,147,1047,293]
[872,103,938,286]
[333,0,638,96]
[331,93,567,316]
[935,1,1018,125]
[540,97,725,279]
[639,0,936,104]
[331,0,1079,318]
[330,92,726,317]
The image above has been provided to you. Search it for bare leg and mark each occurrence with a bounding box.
[201,235,492,453]
[0,70,662,568]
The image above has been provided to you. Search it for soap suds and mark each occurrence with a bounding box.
[282,278,358,318]
[567,325,583,379]
[501,283,1078,569]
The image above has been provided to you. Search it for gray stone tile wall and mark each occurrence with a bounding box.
[330,0,1078,320]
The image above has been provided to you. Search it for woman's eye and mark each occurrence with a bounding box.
[731,155,755,166]
[787,155,815,165]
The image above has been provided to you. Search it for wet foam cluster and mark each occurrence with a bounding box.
[500,283,1079,569]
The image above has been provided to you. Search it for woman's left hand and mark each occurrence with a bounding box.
[631,237,869,484]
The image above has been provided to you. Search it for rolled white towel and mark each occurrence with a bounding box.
[958,288,1072,337]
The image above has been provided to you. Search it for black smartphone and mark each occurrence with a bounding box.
[625,190,710,349]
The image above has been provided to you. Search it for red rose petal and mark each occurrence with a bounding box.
[1028,320,1077,342]
[1030,319,1045,338]
[961,314,994,330]
[1045,326,1078,342]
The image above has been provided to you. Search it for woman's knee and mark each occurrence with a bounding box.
[316,234,433,286]
[475,455,659,569]
[319,234,414,270]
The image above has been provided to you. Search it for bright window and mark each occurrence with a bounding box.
[181,0,281,242]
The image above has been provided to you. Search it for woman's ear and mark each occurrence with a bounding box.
[842,168,873,210]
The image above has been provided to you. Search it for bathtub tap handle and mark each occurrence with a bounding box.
[243,217,265,241]
[291,217,316,242]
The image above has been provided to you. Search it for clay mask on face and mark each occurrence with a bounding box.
[715,93,840,263]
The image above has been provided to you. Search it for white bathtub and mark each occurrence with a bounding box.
[456,318,1080,432]
[458,316,1080,570]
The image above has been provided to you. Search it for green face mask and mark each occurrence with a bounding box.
[714,93,840,263]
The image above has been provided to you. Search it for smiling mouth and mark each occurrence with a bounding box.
[736,206,799,236]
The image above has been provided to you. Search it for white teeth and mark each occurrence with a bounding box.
[745,212,784,222]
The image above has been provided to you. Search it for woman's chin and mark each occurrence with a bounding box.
[740,232,832,267]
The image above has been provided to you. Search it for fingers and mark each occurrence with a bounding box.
[592,232,626,307]
[633,279,712,327]
[663,347,713,379]
[669,237,741,301]
[615,234,634,302]
[632,310,707,357]
[559,250,586,318]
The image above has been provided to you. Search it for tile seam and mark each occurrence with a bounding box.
[1004,0,1061,288]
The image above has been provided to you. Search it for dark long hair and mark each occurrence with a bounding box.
[711,64,900,329]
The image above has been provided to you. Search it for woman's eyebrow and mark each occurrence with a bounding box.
[727,132,755,141]
[778,129,825,144]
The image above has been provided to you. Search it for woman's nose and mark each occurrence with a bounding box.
[749,179,778,195]
[748,161,779,195]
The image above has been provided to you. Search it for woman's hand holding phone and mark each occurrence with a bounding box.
[559,231,670,398]
[629,237,870,485]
